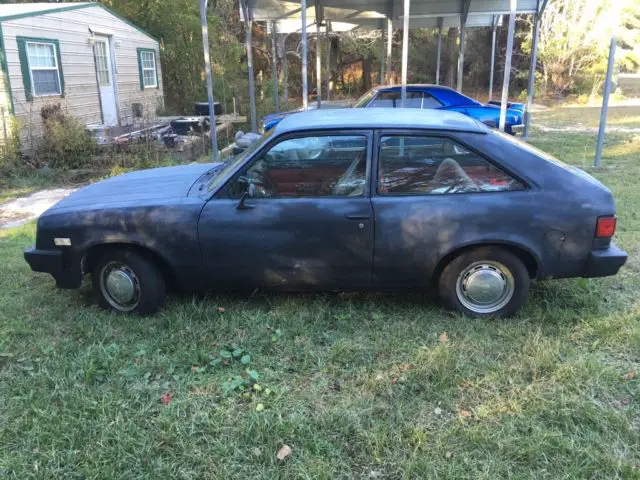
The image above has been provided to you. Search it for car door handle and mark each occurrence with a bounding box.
[345,214,371,220]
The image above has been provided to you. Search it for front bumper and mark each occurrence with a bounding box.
[583,243,628,278]
[24,247,83,289]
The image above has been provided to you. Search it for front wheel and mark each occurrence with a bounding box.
[438,246,530,318]
[92,249,165,315]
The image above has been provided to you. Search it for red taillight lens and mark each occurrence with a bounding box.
[596,216,617,238]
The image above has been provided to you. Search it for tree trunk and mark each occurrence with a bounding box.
[362,55,373,92]
[445,27,458,88]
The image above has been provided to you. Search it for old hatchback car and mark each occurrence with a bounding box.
[25,109,626,317]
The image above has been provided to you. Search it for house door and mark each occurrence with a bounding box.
[93,36,118,125]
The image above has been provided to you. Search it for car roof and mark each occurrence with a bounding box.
[374,83,455,93]
[273,108,486,135]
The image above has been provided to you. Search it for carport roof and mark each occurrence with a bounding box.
[246,0,538,24]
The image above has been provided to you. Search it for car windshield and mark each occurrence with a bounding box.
[205,128,275,193]
[353,89,376,108]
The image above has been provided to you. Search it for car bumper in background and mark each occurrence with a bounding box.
[24,247,83,289]
[583,243,628,278]
[511,124,524,135]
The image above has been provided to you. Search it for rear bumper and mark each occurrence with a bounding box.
[583,243,628,278]
[24,247,83,289]
[510,124,524,135]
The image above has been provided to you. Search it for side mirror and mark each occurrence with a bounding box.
[237,191,255,210]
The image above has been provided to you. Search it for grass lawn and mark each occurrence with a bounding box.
[1,128,639,478]
[533,104,640,130]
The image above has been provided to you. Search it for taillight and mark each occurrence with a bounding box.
[595,216,617,238]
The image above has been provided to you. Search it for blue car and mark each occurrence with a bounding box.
[262,84,525,135]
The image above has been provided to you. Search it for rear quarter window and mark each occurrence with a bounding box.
[378,135,525,195]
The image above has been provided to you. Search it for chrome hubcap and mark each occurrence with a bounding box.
[100,262,140,311]
[456,261,514,314]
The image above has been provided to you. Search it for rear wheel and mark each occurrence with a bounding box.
[438,246,529,318]
[92,249,165,315]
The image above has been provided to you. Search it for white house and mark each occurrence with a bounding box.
[0,2,163,144]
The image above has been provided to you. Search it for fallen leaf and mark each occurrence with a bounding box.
[160,392,174,405]
[217,307,225,313]
[253,447,261,457]
[460,409,472,417]
[622,370,636,381]
[439,332,448,344]
[391,378,398,385]
[620,396,632,406]
[276,444,292,460]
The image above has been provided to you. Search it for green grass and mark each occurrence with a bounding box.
[533,105,640,130]
[1,126,639,478]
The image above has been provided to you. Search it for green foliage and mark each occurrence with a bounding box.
[103,0,246,115]
[533,0,640,95]
[36,110,98,170]
[0,116,21,172]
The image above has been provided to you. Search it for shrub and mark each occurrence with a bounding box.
[36,105,98,170]
[0,116,21,172]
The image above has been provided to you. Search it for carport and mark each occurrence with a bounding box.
[200,0,550,160]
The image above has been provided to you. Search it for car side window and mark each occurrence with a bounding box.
[422,94,442,109]
[225,135,368,199]
[369,91,422,108]
[377,135,525,195]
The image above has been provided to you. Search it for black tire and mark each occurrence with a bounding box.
[92,249,165,315]
[438,246,530,318]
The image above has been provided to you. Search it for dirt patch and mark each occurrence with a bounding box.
[0,188,76,229]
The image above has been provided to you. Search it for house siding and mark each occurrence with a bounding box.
[2,5,162,145]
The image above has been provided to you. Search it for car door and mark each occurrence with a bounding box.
[198,130,374,290]
[371,130,528,288]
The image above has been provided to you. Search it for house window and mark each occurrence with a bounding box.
[137,48,157,89]
[17,37,64,100]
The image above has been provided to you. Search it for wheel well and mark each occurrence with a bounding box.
[84,243,175,286]
[432,243,539,282]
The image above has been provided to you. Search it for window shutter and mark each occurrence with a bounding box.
[136,48,144,90]
[54,40,65,96]
[17,38,32,101]
[154,53,159,90]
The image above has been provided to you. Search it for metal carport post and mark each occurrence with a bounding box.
[523,0,548,138]
[400,0,410,104]
[315,1,322,108]
[199,0,218,162]
[435,17,443,85]
[457,0,471,92]
[301,0,308,110]
[594,37,617,168]
[240,0,257,132]
[271,20,279,112]
[488,15,499,101]
[499,0,517,131]
[386,18,393,84]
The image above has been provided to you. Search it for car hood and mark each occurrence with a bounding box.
[49,163,215,210]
